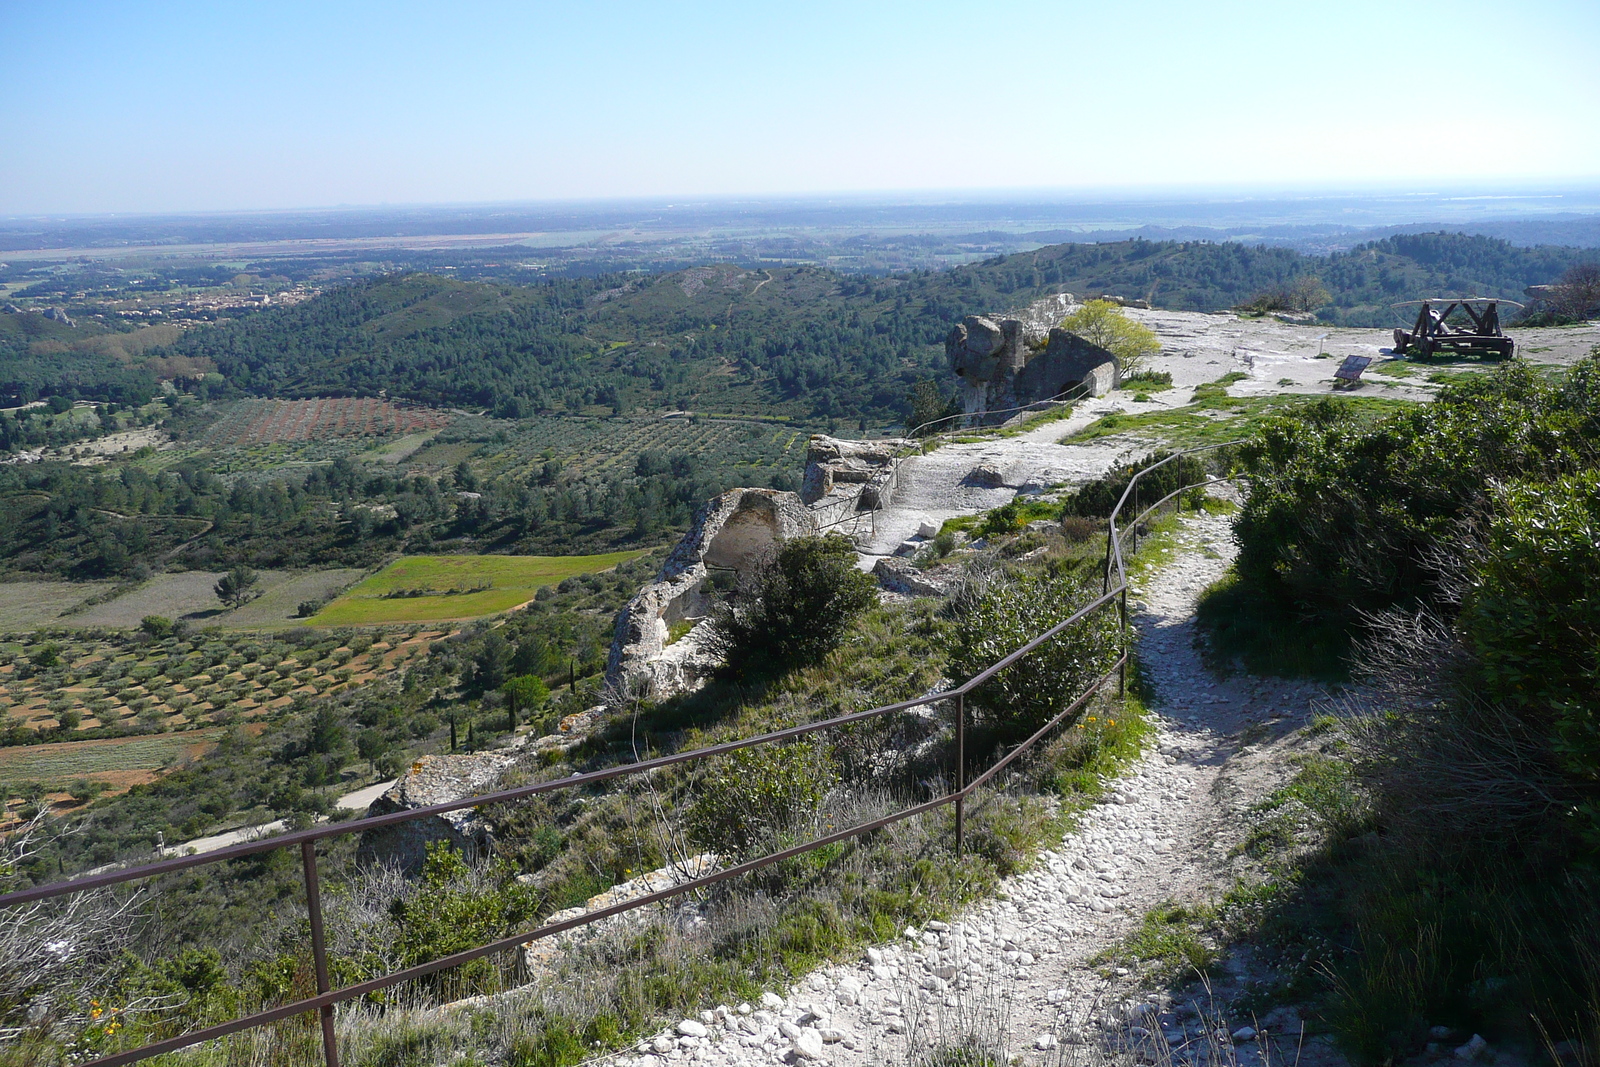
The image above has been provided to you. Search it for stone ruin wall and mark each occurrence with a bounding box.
[604,435,910,702]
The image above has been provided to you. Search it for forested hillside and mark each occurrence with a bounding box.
[7,233,1592,419]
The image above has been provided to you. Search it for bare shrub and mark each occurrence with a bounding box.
[1336,605,1573,845]
[1550,262,1600,322]
[0,816,144,1048]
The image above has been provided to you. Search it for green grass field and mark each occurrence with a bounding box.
[309,551,648,625]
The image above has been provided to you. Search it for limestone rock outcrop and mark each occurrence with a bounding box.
[357,752,514,873]
[872,557,951,597]
[947,314,1119,422]
[605,488,817,701]
[801,434,910,525]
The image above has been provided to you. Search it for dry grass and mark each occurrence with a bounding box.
[69,571,279,628]
[0,580,118,629]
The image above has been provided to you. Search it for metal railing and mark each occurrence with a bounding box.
[0,442,1235,1067]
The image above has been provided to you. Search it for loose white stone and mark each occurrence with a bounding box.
[792,1028,826,1061]
[677,1021,709,1039]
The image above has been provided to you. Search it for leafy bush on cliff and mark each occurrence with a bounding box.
[700,535,878,680]
[945,568,1119,747]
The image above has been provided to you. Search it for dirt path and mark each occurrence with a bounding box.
[622,507,1346,1067]
[151,777,398,860]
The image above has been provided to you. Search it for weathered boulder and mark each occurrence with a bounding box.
[801,434,909,521]
[872,557,950,597]
[946,307,1119,419]
[357,752,514,873]
[605,488,816,701]
[966,460,1008,487]
[947,315,1030,396]
[1016,328,1120,399]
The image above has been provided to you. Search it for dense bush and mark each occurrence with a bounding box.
[389,843,542,997]
[945,568,1119,747]
[686,741,836,855]
[1214,355,1600,1062]
[700,535,878,680]
[1459,472,1600,836]
[1060,450,1211,519]
[1233,362,1600,620]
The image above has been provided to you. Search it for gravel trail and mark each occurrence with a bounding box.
[621,507,1342,1067]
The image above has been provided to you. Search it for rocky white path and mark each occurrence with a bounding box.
[861,406,1130,559]
[619,507,1342,1067]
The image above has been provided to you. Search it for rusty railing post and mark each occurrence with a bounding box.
[954,691,965,853]
[1118,589,1128,698]
[301,840,340,1067]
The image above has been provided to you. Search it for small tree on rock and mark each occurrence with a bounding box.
[700,535,878,681]
[1057,300,1160,376]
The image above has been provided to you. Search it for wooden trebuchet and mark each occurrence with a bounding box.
[1392,298,1517,360]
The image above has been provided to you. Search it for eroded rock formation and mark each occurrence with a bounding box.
[801,434,910,525]
[947,315,1119,422]
[605,488,817,700]
[357,752,513,873]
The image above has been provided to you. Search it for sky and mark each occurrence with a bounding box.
[2,0,1598,216]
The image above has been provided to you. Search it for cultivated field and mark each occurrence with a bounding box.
[199,397,454,448]
[0,731,219,792]
[309,551,645,625]
[0,580,118,629]
[427,414,807,483]
[61,569,362,629]
[222,569,365,628]
[0,626,443,805]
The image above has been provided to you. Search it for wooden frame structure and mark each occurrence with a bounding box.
[1392,298,1519,359]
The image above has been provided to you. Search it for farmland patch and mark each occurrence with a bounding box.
[69,571,275,628]
[0,732,219,792]
[221,569,367,629]
[199,397,454,448]
[310,551,646,625]
[0,627,442,756]
[0,580,118,629]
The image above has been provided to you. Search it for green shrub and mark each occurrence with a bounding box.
[1234,364,1593,620]
[1060,450,1210,519]
[686,741,836,856]
[945,569,1119,746]
[390,843,541,999]
[1120,369,1174,390]
[700,535,877,680]
[1461,471,1600,837]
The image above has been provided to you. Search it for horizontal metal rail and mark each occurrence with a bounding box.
[2,438,1233,1067]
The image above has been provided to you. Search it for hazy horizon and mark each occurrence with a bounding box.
[4,0,1598,216]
